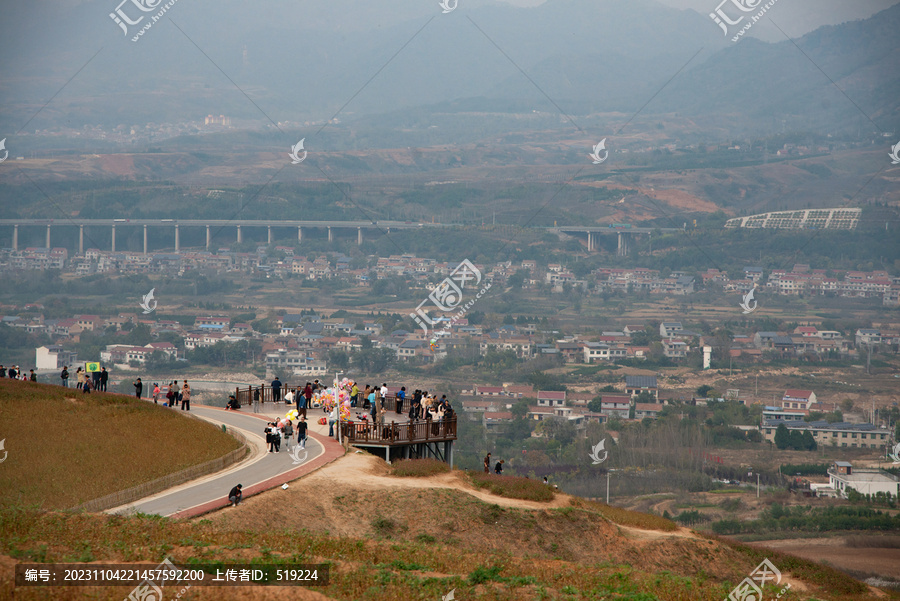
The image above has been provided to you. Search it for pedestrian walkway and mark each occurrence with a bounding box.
[108,403,344,519]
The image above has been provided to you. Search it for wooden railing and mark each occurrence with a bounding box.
[340,417,457,445]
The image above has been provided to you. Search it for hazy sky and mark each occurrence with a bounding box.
[501,0,900,39]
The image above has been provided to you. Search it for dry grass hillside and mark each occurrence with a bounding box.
[0,379,241,509]
[1,449,896,600]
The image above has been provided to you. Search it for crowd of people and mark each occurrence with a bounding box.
[262,415,308,454]
[0,365,37,382]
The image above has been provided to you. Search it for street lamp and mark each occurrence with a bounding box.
[606,468,619,504]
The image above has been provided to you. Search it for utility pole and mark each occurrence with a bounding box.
[606,469,610,504]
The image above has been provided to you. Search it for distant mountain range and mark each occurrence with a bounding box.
[0,0,897,142]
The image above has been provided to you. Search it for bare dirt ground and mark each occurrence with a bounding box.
[202,453,743,579]
[749,537,900,580]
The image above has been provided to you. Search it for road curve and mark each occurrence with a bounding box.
[108,404,344,518]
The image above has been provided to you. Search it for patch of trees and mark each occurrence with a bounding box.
[780,463,829,476]
[712,504,900,535]
[774,424,817,451]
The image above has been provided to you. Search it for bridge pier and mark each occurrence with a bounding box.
[46,225,51,249]
[357,227,363,246]
[267,226,272,245]
[327,227,333,242]
[78,225,83,254]
[297,227,302,244]
[12,225,18,251]
[617,232,629,257]
[587,232,593,252]
[206,225,211,250]
[110,225,115,252]
[236,225,242,243]
[175,224,180,251]
[143,225,148,254]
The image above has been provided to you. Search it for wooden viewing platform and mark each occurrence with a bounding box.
[234,384,457,465]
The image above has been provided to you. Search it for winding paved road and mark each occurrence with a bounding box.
[108,404,343,518]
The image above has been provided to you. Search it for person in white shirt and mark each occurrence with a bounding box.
[328,405,338,438]
[380,383,388,398]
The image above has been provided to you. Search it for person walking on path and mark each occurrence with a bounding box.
[283,419,294,452]
[253,385,261,413]
[60,366,69,388]
[296,416,308,450]
[484,452,492,474]
[181,381,191,411]
[133,378,143,399]
[75,368,84,391]
[228,484,242,506]
[152,383,160,403]
[271,376,282,403]
[494,459,504,476]
[99,367,109,392]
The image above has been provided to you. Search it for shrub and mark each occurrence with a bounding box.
[391,459,450,477]
[568,498,678,532]
[371,516,396,536]
[468,472,554,502]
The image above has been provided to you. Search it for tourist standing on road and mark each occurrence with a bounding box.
[181,381,191,411]
[422,391,433,417]
[300,383,311,419]
[60,366,69,387]
[228,484,242,506]
[377,396,387,435]
[370,388,380,422]
[152,383,160,403]
[253,385,261,413]
[351,381,359,407]
[265,422,276,453]
[271,376,282,403]
[484,452,491,473]
[166,382,176,407]
[92,368,101,392]
[75,368,84,391]
[396,386,406,415]
[99,367,109,392]
[328,405,338,438]
[133,378,143,399]
[283,419,294,452]
[296,416,308,450]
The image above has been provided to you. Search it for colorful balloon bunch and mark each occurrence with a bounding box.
[284,409,299,422]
